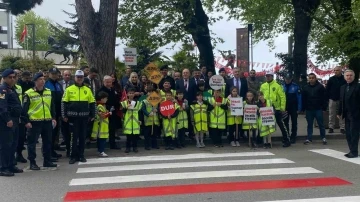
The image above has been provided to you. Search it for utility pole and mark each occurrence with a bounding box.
[25,23,35,60]
[248,24,253,71]
[288,35,293,55]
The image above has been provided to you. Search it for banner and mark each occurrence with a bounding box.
[229,97,243,116]
[259,107,276,126]
[243,105,257,124]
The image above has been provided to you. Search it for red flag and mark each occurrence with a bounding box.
[120,90,127,101]
[20,25,27,42]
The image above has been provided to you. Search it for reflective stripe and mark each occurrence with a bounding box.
[209,98,227,129]
[121,101,141,135]
[25,88,52,121]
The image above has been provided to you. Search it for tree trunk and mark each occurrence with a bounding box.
[292,0,320,81]
[179,0,215,74]
[75,0,119,78]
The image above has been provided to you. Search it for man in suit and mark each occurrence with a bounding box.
[176,68,197,104]
[87,68,101,95]
[337,69,360,158]
[159,65,175,90]
[60,70,74,89]
[225,68,248,98]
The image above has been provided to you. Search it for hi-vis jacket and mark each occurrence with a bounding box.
[208,97,228,129]
[92,104,110,139]
[61,84,95,119]
[257,99,276,137]
[190,101,211,132]
[159,101,179,138]
[141,99,160,126]
[260,80,286,111]
[176,99,188,129]
[226,96,243,125]
[242,100,258,130]
[121,100,142,135]
[21,88,55,123]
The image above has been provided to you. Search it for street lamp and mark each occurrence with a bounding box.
[248,24,253,70]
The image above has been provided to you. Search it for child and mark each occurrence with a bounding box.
[141,85,160,150]
[175,90,188,148]
[209,89,228,147]
[120,88,142,153]
[257,91,276,148]
[92,91,111,157]
[227,87,243,147]
[243,91,258,148]
[197,80,211,102]
[190,92,211,148]
[159,91,179,150]
[160,79,176,100]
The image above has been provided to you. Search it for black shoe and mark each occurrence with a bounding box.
[145,147,151,150]
[340,129,346,134]
[30,162,40,170]
[0,170,14,177]
[125,148,130,153]
[79,157,87,163]
[283,142,291,147]
[54,146,66,151]
[169,146,174,150]
[180,144,186,148]
[16,155,27,163]
[152,146,160,149]
[346,153,358,158]
[50,157,58,162]
[165,147,170,150]
[290,138,296,144]
[69,158,77,164]
[328,128,334,133]
[133,148,138,153]
[60,141,66,146]
[43,162,57,168]
[52,152,62,158]
[110,145,121,150]
[66,152,70,158]
[11,167,23,173]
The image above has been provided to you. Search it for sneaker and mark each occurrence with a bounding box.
[200,142,205,148]
[99,152,108,157]
[230,141,236,147]
[328,128,334,133]
[196,143,201,148]
[235,141,240,147]
[304,140,312,145]
[322,138,327,145]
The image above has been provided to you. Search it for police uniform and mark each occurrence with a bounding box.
[21,73,57,170]
[14,84,27,163]
[62,70,95,164]
[0,69,23,176]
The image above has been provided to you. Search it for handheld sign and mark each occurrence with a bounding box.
[230,97,243,116]
[160,100,175,116]
[202,91,212,101]
[243,105,257,124]
[149,70,163,84]
[144,63,159,75]
[146,91,162,107]
[259,107,275,126]
[209,75,224,90]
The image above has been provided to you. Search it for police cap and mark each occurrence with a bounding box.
[32,72,44,81]
[2,69,15,78]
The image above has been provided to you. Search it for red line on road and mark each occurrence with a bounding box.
[64,177,351,201]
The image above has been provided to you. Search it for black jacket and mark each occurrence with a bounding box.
[338,82,360,120]
[302,82,328,111]
[17,80,34,94]
[96,86,120,111]
[326,75,346,101]
[225,77,248,98]
[159,76,176,90]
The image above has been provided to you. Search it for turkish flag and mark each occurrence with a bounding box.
[20,25,27,42]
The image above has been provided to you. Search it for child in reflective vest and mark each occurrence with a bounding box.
[257,91,276,148]
[159,91,179,150]
[175,90,188,148]
[243,91,258,148]
[92,91,110,157]
[209,89,228,147]
[226,87,243,147]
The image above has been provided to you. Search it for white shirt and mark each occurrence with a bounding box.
[233,77,241,92]
[62,80,70,90]
[183,79,189,91]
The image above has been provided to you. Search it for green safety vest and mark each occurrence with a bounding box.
[142,100,160,126]
[92,104,109,139]
[121,100,141,135]
[208,97,227,129]
[190,103,208,132]
[25,88,52,122]
[242,101,258,130]
[177,103,188,129]
[259,100,276,137]
[160,89,176,101]
[226,97,243,125]
[162,102,179,138]
[15,84,22,104]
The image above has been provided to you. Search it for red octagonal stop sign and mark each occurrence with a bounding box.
[160,100,175,116]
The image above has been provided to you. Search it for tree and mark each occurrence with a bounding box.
[162,43,198,72]
[15,10,53,51]
[117,0,223,74]
[74,0,119,77]
[1,55,54,72]
[2,0,43,15]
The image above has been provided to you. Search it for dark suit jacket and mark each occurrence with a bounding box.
[176,78,197,103]
[88,77,101,95]
[338,82,360,120]
[60,80,74,89]
[225,77,248,98]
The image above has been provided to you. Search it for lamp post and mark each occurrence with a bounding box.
[248,24,253,71]
[25,23,36,60]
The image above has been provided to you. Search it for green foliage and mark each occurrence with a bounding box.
[15,11,53,51]
[275,53,294,83]
[3,0,43,15]
[115,57,126,76]
[0,55,54,72]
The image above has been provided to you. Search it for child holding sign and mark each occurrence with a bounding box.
[243,91,258,148]
[209,89,228,147]
[175,90,188,148]
[227,87,243,147]
[92,91,110,157]
[159,91,179,150]
[120,88,143,153]
[257,91,276,149]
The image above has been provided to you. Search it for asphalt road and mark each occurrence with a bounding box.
[2,137,360,202]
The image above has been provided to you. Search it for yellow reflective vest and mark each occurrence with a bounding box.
[142,99,160,126]
[260,80,286,111]
[226,96,243,125]
[258,100,276,137]
[242,101,258,130]
[15,84,22,104]
[25,88,52,121]
[92,104,109,139]
[161,102,179,138]
[177,100,188,129]
[121,100,141,135]
[190,102,208,132]
[209,97,227,129]
[160,89,176,100]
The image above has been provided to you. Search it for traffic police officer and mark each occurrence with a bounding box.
[0,69,23,176]
[21,73,57,170]
[62,70,95,164]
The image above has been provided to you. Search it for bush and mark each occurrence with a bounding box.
[0,55,55,73]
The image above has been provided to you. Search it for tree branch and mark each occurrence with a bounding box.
[75,0,96,49]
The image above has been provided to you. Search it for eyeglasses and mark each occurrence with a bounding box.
[76,76,84,79]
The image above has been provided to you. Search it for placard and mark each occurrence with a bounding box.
[209,75,225,90]
[149,70,163,84]
[202,91,212,101]
[144,63,159,75]
[230,97,243,116]
[146,91,162,107]
[123,48,137,65]
[160,100,175,116]
[259,107,275,126]
[243,105,257,124]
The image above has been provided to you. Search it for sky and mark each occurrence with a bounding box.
[18,0,292,72]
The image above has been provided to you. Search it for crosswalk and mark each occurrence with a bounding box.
[64,151,351,201]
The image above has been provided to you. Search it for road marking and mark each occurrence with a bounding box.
[69,167,322,186]
[77,158,294,173]
[257,195,360,202]
[64,177,350,201]
[310,149,360,165]
[79,151,275,165]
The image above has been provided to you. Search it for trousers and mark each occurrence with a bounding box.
[0,126,13,170]
[275,110,290,143]
[345,115,360,155]
[210,128,224,146]
[17,122,26,155]
[284,108,298,139]
[143,125,159,148]
[69,118,88,159]
[9,119,19,166]
[27,121,52,162]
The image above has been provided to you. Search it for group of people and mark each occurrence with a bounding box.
[0,63,359,177]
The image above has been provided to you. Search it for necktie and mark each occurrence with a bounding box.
[236,79,239,90]
[184,79,188,91]
[346,84,349,92]
[196,78,199,85]
[65,82,68,89]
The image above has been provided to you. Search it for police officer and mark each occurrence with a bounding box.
[21,73,57,170]
[0,69,23,176]
[282,73,302,144]
[62,70,95,164]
